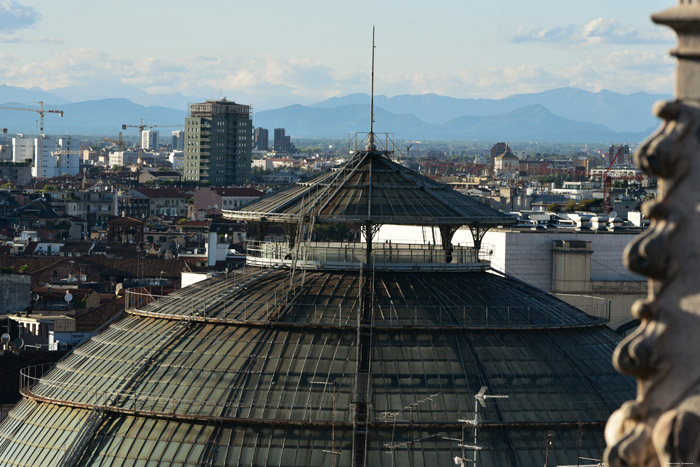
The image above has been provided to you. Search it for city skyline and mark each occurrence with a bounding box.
[0,0,676,110]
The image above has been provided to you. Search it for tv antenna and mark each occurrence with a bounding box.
[454,386,509,467]
[310,379,340,467]
[381,392,442,467]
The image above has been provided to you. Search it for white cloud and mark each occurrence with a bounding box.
[0,45,674,110]
[513,18,673,46]
[556,50,673,94]
[0,0,40,31]
[379,66,570,99]
[0,35,63,44]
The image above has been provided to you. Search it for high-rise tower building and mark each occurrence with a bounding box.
[184,99,252,186]
[254,127,268,151]
[171,130,184,151]
[12,135,33,164]
[273,127,294,153]
[32,136,78,179]
[607,144,630,166]
[141,130,159,151]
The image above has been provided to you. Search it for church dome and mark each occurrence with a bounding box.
[495,149,518,160]
[0,147,634,466]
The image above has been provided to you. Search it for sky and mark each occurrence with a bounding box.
[0,0,678,110]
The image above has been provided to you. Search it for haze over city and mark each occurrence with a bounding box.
[0,0,676,110]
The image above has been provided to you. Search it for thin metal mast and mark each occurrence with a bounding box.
[368,26,376,150]
[352,27,376,467]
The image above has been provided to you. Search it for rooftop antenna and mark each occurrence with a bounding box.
[367,26,376,151]
[455,386,509,467]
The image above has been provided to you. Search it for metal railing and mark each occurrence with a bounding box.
[245,240,484,271]
[19,362,619,425]
[124,289,610,329]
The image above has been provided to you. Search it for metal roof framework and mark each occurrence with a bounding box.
[224,150,514,228]
[0,269,634,466]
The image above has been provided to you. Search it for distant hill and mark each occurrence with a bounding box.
[254,103,651,143]
[0,83,196,111]
[0,84,69,106]
[253,104,432,139]
[312,87,669,133]
[0,84,667,141]
[0,98,185,135]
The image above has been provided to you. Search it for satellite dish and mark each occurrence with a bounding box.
[1,333,10,345]
[80,275,87,282]
[44,283,50,288]
[609,211,618,219]
[13,337,24,350]
[33,294,39,301]
[64,292,73,303]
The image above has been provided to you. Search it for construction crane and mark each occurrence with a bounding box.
[0,101,64,136]
[121,119,180,166]
[0,102,64,175]
[602,145,625,214]
[103,132,124,151]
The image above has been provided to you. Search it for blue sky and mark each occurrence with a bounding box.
[0,0,677,109]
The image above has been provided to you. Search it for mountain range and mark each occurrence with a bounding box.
[311,88,667,133]
[254,102,654,143]
[0,85,669,142]
[0,98,186,136]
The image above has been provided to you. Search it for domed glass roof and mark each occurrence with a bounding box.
[0,264,634,466]
[224,150,515,227]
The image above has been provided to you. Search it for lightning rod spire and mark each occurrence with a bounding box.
[367,26,376,151]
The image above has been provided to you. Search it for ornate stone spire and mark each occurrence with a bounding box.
[605,1,700,465]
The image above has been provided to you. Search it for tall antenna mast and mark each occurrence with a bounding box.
[368,26,376,150]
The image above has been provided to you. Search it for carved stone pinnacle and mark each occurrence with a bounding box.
[606,2,700,465]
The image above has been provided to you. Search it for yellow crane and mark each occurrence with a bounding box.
[103,132,124,151]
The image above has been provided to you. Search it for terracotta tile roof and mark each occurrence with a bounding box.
[178,220,209,228]
[131,187,191,199]
[61,241,94,253]
[213,187,265,197]
[0,255,63,274]
[77,256,206,279]
[144,171,181,177]
[106,217,144,227]
[74,298,124,332]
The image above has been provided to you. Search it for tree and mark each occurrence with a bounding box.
[18,264,28,274]
[546,203,560,212]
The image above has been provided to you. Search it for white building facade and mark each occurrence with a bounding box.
[32,137,79,179]
[171,130,184,151]
[12,135,33,163]
[141,130,159,151]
